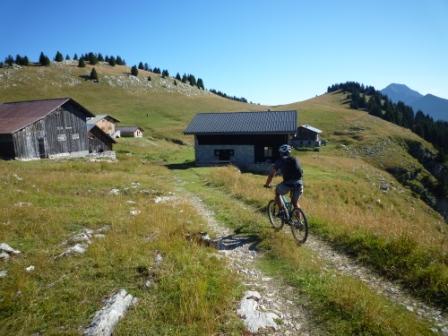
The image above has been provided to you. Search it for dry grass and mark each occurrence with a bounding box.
[0,156,243,335]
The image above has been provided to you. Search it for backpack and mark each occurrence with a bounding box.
[282,157,303,181]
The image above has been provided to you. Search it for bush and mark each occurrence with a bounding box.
[90,67,98,81]
[131,65,138,76]
[78,59,86,68]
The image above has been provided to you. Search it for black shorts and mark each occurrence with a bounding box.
[276,182,303,204]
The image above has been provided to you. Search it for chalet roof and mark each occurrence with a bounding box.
[87,114,120,125]
[184,110,297,135]
[117,126,144,133]
[87,124,116,143]
[299,124,322,134]
[0,97,95,134]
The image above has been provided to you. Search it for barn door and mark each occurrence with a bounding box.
[38,138,46,158]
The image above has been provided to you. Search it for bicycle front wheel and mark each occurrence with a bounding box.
[267,200,284,230]
[290,208,308,244]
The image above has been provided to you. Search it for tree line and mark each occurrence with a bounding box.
[209,89,248,103]
[1,51,252,101]
[327,82,448,157]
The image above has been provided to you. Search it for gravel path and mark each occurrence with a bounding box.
[186,192,313,335]
[306,236,448,335]
[176,175,447,335]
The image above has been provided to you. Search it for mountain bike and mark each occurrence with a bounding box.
[266,188,308,244]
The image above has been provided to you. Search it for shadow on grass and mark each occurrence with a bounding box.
[165,161,196,170]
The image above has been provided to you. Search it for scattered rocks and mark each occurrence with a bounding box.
[12,173,23,181]
[0,270,7,278]
[25,265,35,272]
[237,290,279,333]
[109,188,120,196]
[153,195,177,204]
[0,243,21,259]
[58,226,110,258]
[129,208,141,216]
[14,201,32,207]
[185,193,310,335]
[83,289,138,336]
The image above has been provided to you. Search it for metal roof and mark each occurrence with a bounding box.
[0,98,95,134]
[117,126,144,133]
[184,110,297,135]
[87,114,120,125]
[299,124,322,134]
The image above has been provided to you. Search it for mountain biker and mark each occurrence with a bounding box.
[264,144,303,210]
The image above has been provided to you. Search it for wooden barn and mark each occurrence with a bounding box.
[293,124,322,148]
[117,126,144,138]
[0,98,94,160]
[184,110,297,170]
[87,114,120,138]
[87,124,116,153]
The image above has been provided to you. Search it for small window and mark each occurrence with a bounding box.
[264,146,273,158]
[57,134,67,142]
[214,149,234,161]
[71,133,79,140]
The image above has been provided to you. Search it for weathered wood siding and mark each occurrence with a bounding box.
[12,101,89,160]
[88,127,113,153]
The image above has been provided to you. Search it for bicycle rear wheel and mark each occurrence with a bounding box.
[290,208,308,244]
[267,200,284,230]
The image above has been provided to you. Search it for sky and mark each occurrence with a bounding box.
[0,0,447,105]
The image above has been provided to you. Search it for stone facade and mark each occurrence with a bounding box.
[195,144,254,167]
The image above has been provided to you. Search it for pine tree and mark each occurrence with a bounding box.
[54,51,64,62]
[73,53,78,60]
[90,67,99,81]
[144,63,149,71]
[131,65,138,76]
[98,53,104,62]
[175,73,181,81]
[0,62,3,68]
[5,55,14,66]
[87,52,98,65]
[161,69,169,78]
[39,52,50,66]
[188,74,196,86]
[138,62,144,70]
[197,78,204,90]
[78,59,86,68]
[181,73,187,83]
[116,56,123,65]
[65,54,70,60]
[108,56,116,66]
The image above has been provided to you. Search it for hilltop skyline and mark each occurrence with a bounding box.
[1,0,447,105]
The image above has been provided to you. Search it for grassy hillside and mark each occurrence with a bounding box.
[0,62,265,141]
[1,63,447,334]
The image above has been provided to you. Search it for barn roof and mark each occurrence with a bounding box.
[117,126,144,133]
[184,110,297,135]
[299,124,322,134]
[0,97,95,134]
[87,114,120,125]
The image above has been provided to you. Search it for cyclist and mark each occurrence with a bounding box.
[264,144,303,210]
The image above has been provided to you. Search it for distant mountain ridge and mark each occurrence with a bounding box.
[381,83,448,121]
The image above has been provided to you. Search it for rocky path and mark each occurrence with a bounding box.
[186,192,313,335]
[306,236,448,335]
[176,175,447,335]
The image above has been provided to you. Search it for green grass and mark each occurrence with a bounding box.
[175,166,435,336]
[0,154,244,335]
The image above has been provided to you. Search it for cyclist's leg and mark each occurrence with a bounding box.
[275,183,289,208]
[291,184,303,209]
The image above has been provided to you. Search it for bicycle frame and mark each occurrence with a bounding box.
[278,194,291,221]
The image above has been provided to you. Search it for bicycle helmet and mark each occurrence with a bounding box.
[279,144,292,156]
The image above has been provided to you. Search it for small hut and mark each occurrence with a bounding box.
[117,126,144,138]
[293,124,322,148]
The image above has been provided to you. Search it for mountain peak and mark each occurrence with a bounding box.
[381,83,423,106]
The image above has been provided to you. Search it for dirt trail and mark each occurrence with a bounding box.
[306,236,448,335]
[175,175,447,335]
[185,191,313,335]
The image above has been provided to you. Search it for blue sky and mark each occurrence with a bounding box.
[1,0,447,105]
